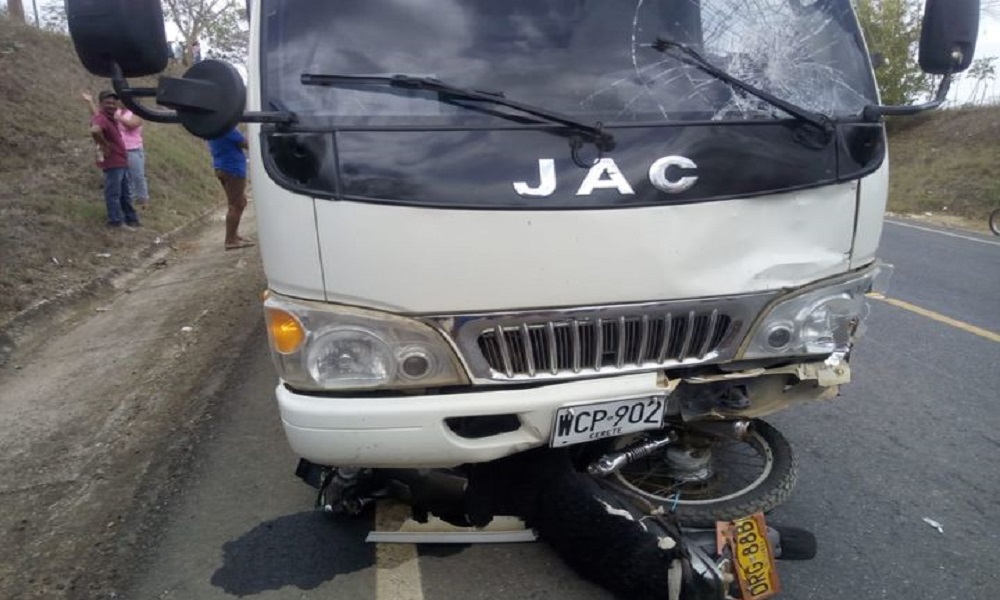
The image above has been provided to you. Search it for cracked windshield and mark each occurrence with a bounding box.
[264,0,878,123]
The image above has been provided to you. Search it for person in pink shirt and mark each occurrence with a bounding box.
[88,90,140,228]
[83,92,150,205]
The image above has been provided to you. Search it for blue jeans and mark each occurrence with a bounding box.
[103,167,139,226]
[127,148,149,202]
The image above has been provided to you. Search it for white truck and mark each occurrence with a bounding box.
[66,0,979,596]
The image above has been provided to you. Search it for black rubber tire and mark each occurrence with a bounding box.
[613,420,797,527]
[990,209,1000,236]
[771,525,818,561]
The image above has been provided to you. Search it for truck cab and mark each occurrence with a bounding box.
[64,0,979,527]
[254,0,891,468]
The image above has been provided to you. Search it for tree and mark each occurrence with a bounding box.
[854,0,931,105]
[961,57,997,106]
[161,0,249,66]
[40,2,69,33]
[7,0,25,23]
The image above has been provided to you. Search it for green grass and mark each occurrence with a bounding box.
[886,107,1000,223]
[0,18,225,323]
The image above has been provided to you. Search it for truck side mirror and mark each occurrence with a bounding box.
[919,0,979,75]
[863,0,979,120]
[158,60,247,139]
[66,0,169,77]
[64,0,296,137]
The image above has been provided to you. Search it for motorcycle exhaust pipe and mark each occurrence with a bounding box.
[684,419,752,441]
[588,432,678,476]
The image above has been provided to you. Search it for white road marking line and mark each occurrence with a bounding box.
[871,295,1000,343]
[375,501,425,600]
[884,220,1000,247]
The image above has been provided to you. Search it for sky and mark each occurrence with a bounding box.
[953,12,1000,103]
[6,0,1000,104]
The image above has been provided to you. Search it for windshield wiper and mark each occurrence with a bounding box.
[648,37,832,133]
[300,73,615,150]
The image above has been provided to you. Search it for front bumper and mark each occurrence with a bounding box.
[278,372,666,468]
[277,356,846,468]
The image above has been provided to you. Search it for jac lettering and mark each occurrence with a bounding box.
[513,156,699,197]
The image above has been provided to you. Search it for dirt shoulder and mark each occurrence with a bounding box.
[884,211,994,235]
[0,207,266,599]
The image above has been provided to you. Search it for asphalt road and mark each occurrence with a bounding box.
[125,219,1000,600]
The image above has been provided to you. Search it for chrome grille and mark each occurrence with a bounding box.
[476,311,732,378]
[428,293,775,383]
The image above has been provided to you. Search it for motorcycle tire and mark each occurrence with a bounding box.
[990,209,1000,236]
[610,419,797,527]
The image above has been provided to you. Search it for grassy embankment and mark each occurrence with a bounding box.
[0,18,224,325]
[886,107,1000,231]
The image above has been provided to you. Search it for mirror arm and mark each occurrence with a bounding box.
[862,72,953,121]
[243,112,298,124]
[109,62,296,128]
[110,62,181,124]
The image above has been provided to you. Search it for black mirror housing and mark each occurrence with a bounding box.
[67,0,169,78]
[157,60,247,139]
[919,0,979,74]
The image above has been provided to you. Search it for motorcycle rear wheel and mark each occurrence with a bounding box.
[990,209,1000,236]
[610,419,796,527]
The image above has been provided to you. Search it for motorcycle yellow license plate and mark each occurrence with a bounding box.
[718,513,780,599]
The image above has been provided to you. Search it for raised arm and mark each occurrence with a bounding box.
[81,92,98,116]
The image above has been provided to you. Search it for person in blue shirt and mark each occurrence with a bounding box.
[208,128,254,249]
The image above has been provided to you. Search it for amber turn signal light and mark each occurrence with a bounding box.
[266,308,305,354]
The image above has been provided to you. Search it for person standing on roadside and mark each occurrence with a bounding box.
[89,90,140,228]
[208,127,253,249]
[83,92,150,206]
[117,107,149,206]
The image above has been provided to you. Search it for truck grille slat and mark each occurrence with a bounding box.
[637,315,650,367]
[494,326,513,378]
[698,310,720,358]
[677,311,696,361]
[570,319,583,373]
[594,318,604,371]
[476,309,734,379]
[615,316,627,368]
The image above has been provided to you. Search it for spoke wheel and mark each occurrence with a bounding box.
[610,420,796,526]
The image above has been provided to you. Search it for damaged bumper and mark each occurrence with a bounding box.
[277,357,848,468]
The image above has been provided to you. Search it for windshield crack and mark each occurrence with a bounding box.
[582,0,873,122]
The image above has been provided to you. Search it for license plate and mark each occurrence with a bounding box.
[717,513,780,600]
[550,395,666,448]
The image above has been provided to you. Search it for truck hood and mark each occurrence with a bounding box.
[248,124,876,314]
[309,184,857,313]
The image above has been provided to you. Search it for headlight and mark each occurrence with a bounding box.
[307,327,396,388]
[264,294,469,391]
[741,262,893,359]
